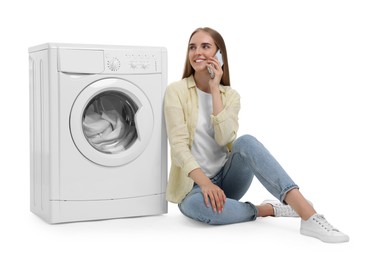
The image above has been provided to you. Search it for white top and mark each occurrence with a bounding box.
[191,88,229,178]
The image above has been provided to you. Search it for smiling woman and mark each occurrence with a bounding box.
[163,27,350,243]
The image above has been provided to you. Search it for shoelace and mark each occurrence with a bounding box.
[313,214,340,232]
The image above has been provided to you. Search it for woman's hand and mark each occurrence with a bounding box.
[200,182,226,213]
[189,168,226,213]
[207,56,223,90]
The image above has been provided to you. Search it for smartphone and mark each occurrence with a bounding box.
[208,50,224,79]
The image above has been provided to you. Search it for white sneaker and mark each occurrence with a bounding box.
[261,200,299,217]
[300,214,349,243]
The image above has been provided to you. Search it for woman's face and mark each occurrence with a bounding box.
[188,30,218,73]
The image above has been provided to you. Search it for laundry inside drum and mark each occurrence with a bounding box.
[82,91,139,153]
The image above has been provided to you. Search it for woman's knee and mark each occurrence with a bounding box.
[237,134,258,144]
[179,193,205,217]
[233,134,261,153]
[178,193,217,224]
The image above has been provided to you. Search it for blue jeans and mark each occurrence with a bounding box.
[178,135,299,225]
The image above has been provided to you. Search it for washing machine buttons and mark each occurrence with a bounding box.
[141,62,150,69]
[130,62,137,69]
[129,61,150,70]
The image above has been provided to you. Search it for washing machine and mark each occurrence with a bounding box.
[29,43,168,223]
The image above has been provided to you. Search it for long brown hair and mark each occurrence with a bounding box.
[182,27,231,86]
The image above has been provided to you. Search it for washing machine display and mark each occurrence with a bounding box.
[29,43,167,223]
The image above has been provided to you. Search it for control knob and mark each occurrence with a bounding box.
[107,57,121,71]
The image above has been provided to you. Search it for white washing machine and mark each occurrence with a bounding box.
[29,43,167,223]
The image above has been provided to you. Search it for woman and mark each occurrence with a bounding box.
[164,27,349,243]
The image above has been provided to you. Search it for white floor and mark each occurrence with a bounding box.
[1,197,370,260]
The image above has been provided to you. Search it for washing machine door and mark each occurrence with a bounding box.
[70,78,154,166]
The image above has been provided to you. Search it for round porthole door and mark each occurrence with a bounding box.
[70,78,154,166]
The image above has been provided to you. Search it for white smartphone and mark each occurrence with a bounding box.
[208,50,224,79]
[215,50,224,67]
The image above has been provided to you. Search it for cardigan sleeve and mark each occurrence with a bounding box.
[210,88,240,147]
[164,84,200,177]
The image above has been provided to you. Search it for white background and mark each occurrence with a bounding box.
[1,0,374,259]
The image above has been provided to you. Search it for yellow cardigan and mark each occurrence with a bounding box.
[164,75,240,203]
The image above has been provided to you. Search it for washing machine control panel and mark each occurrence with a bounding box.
[104,49,162,74]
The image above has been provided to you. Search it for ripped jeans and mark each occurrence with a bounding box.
[178,135,299,225]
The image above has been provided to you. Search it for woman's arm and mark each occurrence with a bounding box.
[164,84,200,176]
[211,88,240,147]
[208,57,224,116]
[207,57,240,147]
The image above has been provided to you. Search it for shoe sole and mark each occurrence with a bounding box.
[300,229,350,243]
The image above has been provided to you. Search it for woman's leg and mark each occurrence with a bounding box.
[256,204,274,217]
[215,135,348,242]
[178,184,258,225]
[284,188,316,220]
[221,134,299,203]
[178,138,268,224]
[226,135,317,219]
[179,134,312,224]
[219,136,275,217]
